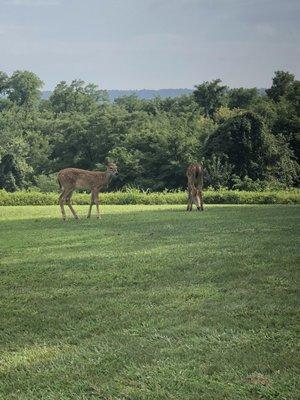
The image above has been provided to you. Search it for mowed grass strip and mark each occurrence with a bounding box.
[0,205,299,400]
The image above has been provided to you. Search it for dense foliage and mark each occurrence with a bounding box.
[0,70,299,192]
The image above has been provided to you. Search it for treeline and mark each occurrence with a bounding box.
[0,70,299,192]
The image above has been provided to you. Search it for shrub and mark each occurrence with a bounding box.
[0,189,299,206]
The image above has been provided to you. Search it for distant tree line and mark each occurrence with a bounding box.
[0,70,299,192]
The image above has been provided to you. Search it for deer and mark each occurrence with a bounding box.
[186,162,204,211]
[57,162,118,220]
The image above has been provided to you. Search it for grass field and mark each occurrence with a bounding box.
[0,204,299,400]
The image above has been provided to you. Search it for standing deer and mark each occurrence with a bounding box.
[57,162,118,220]
[186,163,204,211]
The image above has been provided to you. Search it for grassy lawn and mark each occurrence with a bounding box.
[0,204,299,400]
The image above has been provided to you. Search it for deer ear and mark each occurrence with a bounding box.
[104,157,111,165]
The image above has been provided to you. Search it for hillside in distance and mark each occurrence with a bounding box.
[108,88,193,100]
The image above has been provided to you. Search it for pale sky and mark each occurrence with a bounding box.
[0,0,299,90]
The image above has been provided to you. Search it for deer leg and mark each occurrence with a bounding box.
[187,193,190,211]
[199,190,204,211]
[87,193,94,218]
[187,194,193,211]
[187,188,190,211]
[66,191,78,219]
[59,189,69,220]
[187,198,191,211]
[93,190,101,219]
[196,194,201,211]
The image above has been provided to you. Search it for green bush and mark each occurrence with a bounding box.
[231,175,288,191]
[33,174,59,192]
[0,188,299,206]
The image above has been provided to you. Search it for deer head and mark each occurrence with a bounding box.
[107,162,118,176]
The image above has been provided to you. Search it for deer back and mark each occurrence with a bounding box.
[58,168,106,190]
[186,163,203,189]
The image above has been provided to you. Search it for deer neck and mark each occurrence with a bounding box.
[103,170,113,185]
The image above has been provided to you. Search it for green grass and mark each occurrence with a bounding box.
[0,204,299,400]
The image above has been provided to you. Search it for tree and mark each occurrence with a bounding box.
[228,87,260,109]
[154,94,199,115]
[204,154,233,189]
[286,79,300,112]
[0,108,31,190]
[49,80,108,113]
[249,97,277,128]
[114,94,143,113]
[7,70,43,107]
[214,106,242,124]
[193,79,227,118]
[266,71,295,103]
[0,69,298,192]
[108,112,206,190]
[49,103,133,172]
[0,71,8,95]
[203,111,297,185]
[255,78,300,161]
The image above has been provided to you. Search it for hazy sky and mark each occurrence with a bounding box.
[0,0,299,90]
